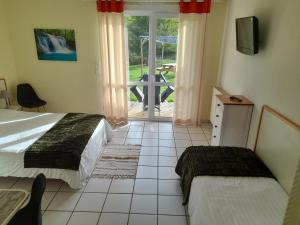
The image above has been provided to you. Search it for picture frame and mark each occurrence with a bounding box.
[34,28,77,61]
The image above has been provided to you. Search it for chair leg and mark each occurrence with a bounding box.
[43,106,46,112]
[37,107,39,112]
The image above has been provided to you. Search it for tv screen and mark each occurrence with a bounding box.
[236,16,259,55]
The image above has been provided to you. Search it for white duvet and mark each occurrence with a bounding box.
[189,176,288,225]
[0,109,113,188]
[0,110,65,153]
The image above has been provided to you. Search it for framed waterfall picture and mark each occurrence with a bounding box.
[34,28,77,61]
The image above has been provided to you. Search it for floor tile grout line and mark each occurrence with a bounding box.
[126,122,144,225]
[130,212,187,216]
[47,180,64,193]
[59,145,112,225]
[81,149,113,224]
[173,129,181,161]
[201,126,212,145]
[45,191,182,196]
[187,127,192,148]
[42,181,64,216]
[126,177,135,225]
[44,183,63,212]
[45,209,186,216]
[65,178,93,225]
[184,206,190,225]
[95,178,113,225]
[138,164,176,168]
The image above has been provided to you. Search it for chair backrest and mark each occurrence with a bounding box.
[29,174,46,207]
[17,83,39,104]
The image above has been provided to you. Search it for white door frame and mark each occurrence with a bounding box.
[125,10,178,121]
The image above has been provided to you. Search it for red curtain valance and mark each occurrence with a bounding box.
[97,0,124,13]
[179,0,211,14]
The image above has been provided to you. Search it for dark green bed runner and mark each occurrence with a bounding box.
[24,113,105,170]
[175,146,275,205]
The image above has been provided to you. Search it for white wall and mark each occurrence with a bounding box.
[0,0,18,103]
[199,2,227,121]
[3,0,103,113]
[220,0,300,148]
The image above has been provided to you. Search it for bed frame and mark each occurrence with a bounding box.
[253,105,300,225]
[254,105,300,194]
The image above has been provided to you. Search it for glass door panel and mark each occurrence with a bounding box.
[153,17,178,119]
[125,16,150,119]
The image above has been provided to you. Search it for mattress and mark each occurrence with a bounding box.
[188,176,288,225]
[0,109,113,188]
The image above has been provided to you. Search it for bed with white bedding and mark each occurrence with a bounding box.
[0,109,113,188]
[182,105,300,225]
[189,176,288,225]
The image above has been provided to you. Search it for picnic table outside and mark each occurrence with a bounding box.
[156,63,176,73]
[130,63,176,111]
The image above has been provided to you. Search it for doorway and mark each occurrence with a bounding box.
[125,13,178,121]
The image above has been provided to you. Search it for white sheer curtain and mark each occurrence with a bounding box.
[98,12,128,125]
[174,13,207,126]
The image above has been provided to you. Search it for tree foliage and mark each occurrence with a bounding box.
[126,16,149,65]
[125,16,178,66]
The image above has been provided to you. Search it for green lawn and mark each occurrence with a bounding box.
[128,60,176,102]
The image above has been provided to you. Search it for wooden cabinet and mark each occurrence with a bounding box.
[210,95,254,147]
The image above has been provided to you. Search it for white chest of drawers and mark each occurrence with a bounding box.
[210,95,254,147]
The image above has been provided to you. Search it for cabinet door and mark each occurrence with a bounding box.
[220,105,252,147]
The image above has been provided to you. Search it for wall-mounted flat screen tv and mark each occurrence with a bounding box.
[236,16,259,55]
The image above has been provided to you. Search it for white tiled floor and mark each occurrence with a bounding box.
[1,120,212,225]
[134,179,157,195]
[128,214,157,225]
[131,194,157,214]
[103,194,132,213]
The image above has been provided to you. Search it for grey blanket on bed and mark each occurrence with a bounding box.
[175,146,275,205]
[24,113,105,170]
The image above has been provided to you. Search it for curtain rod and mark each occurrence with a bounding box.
[82,0,223,3]
[87,0,207,2]
[87,0,195,1]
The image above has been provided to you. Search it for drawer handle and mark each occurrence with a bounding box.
[216,115,219,117]
[217,104,221,107]
[214,125,218,128]
[213,135,217,138]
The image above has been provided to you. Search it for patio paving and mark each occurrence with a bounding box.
[128,101,174,119]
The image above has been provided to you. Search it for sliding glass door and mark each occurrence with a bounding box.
[125,12,178,121]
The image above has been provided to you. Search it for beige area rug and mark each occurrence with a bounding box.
[92,144,141,179]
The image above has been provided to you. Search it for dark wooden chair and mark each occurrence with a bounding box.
[8,174,46,225]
